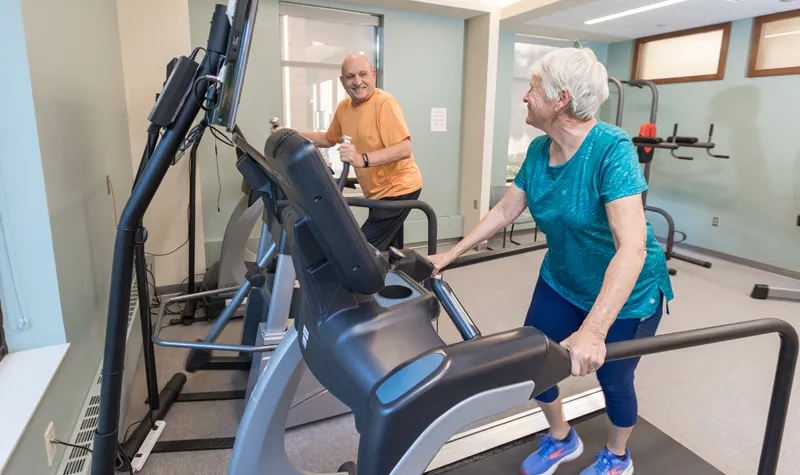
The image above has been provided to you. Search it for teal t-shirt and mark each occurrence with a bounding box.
[514,121,674,319]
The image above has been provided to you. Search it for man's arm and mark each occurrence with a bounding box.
[341,138,411,168]
[299,131,337,148]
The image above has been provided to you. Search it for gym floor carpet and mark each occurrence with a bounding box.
[123,232,800,475]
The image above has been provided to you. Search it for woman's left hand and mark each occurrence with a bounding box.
[560,328,607,377]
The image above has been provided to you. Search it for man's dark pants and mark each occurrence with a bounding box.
[360,188,422,252]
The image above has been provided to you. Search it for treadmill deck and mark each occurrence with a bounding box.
[432,413,724,474]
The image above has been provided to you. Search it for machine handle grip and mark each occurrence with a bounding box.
[429,276,481,341]
[338,135,352,192]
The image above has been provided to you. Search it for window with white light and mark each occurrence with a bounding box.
[632,23,731,84]
[748,9,800,77]
[279,3,381,177]
[506,41,559,180]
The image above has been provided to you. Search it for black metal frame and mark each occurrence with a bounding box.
[607,78,713,271]
[446,245,797,475]
[606,318,797,475]
[345,197,438,255]
[91,7,231,474]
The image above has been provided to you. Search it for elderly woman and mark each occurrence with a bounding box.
[428,48,674,475]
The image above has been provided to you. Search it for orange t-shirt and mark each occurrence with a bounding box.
[325,89,423,200]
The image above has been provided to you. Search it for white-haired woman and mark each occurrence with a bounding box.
[428,48,674,475]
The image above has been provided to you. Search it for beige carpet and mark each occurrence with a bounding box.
[123,231,800,474]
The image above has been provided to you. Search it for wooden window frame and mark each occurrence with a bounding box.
[631,22,732,85]
[748,9,800,78]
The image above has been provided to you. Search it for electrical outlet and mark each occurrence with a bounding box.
[712,217,719,227]
[44,422,56,466]
[106,175,112,195]
[473,200,478,210]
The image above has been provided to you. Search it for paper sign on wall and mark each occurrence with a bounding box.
[431,108,447,132]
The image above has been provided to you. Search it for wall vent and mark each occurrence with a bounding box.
[55,266,149,475]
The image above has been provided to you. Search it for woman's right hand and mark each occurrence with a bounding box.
[427,251,457,277]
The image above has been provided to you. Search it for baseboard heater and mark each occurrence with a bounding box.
[55,268,146,475]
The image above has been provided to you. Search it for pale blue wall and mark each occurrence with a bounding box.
[1,0,133,472]
[192,0,466,259]
[606,18,800,272]
[0,0,65,353]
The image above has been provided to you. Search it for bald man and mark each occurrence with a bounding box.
[293,53,423,252]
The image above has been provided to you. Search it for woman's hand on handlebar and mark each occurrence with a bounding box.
[427,251,457,277]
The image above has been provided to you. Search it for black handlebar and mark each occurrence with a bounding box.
[338,162,350,191]
[446,243,548,270]
[344,197,438,255]
[607,318,797,475]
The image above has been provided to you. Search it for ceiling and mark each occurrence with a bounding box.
[337,0,799,42]
[506,0,800,42]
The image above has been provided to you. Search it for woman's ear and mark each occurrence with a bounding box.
[557,89,572,113]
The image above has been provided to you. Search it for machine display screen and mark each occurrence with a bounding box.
[213,0,259,130]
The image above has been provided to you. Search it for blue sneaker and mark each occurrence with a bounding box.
[520,428,584,475]
[580,448,634,475]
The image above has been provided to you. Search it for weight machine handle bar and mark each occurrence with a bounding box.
[345,197,438,255]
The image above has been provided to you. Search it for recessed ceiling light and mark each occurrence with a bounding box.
[585,0,689,25]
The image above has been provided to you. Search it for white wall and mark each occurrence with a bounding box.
[460,12,500,233]
[117,0,206,286]
[2,0,134,473]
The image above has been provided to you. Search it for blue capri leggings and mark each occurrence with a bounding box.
[525,277,663,428]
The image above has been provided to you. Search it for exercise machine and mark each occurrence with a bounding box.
[224,126,796,475]
[607,78,677,276]
[202,179,265,318]
[614,79,730,273]
[91,3,794,474]
[751,283,800,302]
[91,3,438,467]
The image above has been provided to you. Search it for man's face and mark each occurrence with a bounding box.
[340,56,376,104]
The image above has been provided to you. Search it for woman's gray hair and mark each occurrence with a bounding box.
[530,47,609,120]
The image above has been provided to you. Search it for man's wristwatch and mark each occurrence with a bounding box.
[362,153,370,168]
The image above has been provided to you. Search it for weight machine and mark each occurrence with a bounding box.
[608,78,730,273]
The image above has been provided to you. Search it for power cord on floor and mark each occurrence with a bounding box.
[49,438,133,475]
[116,441,135,475]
